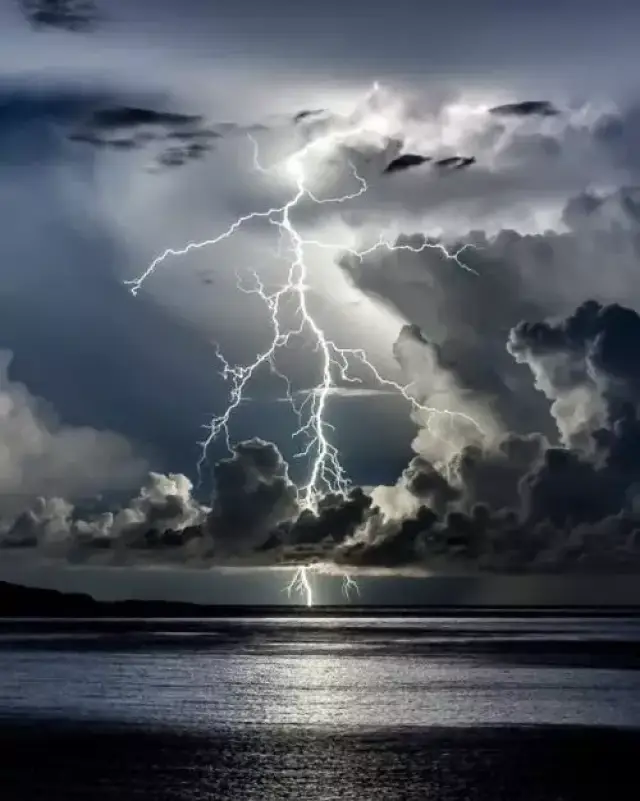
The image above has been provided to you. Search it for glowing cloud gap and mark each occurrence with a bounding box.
[125,85,482,605]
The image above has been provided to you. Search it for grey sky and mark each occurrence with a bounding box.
[3,1,640,603]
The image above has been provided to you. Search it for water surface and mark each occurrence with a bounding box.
[1,615,638,798]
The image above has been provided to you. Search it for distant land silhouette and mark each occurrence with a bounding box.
[1,581,640,618]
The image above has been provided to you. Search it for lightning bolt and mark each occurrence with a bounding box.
[283,566,360,607]
[286,566,314,607]
[125,85,482,606]
[341,573,360,601]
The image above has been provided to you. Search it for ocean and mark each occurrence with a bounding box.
[0,615,639,799]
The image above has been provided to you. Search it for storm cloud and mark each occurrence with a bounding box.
[0,81,222,172]
[69,103,221,168]
[0,349,146,518]
[7,83,640,575]
[5,1,640,600]
[489,101,560,118]
[20,0,97,32]
[6,299,640,576]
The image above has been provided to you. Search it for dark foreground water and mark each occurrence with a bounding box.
[1,616,640,799]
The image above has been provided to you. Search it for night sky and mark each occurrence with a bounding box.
[3,1,640,604]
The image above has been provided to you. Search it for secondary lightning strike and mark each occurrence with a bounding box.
[284,566,360,606]
[286,566,314,607]
[341,573,360,601]
[126,87,483,605]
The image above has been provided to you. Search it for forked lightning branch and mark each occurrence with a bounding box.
[125,88,480,604]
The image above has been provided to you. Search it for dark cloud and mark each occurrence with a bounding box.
[207,439,299,554]
[508,300,640,446]
[243,301,640,573]
[20,0,96,32]
[452,434,547,512]
[155,142,212,169]
[340,232,552,437]
[592,107,640,175]
[0,81,220,170]
[489,101,559,118]
[8,72,640,582]
[337,506,439,569]
[7,301,640,575]
[87,107,202,131]
[293,109,327,124]
[401,455,460,512]
[383,153,431,174]
[70,104,219,168]
[0,441,292,567]
[434,156,476,170]
[382,154,475,177]
[393,301,640,570]
[281,92,640,244]
[278,487,373,553]
[0,82,100,131]
[0,472,209,563]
